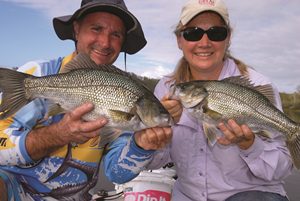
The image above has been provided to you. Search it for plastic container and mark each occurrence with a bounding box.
[119,170,175,201]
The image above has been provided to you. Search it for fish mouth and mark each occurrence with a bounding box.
[137,112,173,129]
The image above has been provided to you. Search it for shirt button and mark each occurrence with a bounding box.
[199,172,203,176]
[202,192,206,197]
[200,148,204,152]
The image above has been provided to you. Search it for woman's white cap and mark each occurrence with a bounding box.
[180,0,229,26]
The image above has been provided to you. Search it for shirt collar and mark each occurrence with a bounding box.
[218,58,241,80]
[59,52,77,73]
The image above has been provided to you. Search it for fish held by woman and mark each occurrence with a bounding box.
[172,76,300,168]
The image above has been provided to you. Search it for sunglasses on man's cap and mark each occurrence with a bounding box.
[181,26,228,42]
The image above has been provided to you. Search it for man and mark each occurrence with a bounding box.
[0,0,172,200]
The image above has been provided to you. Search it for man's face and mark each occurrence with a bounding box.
[73,12,126,65]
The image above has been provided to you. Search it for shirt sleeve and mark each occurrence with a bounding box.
[103,132,154,184]
[0,62,48,165]
[240,133,292,181]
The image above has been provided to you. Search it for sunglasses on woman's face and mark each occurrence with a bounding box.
[181,26,228,42]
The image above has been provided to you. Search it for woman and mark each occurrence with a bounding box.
[104,0,292,200]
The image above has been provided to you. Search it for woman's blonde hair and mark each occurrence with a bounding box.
[169,14,248,84]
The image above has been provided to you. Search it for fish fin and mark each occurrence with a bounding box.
[108,109,135,122]
[222,76,276,105]
[252,85,276,106]
[61,53,98,73]
[222,75,254,88]
[254,130,272,139]
[286,129,300,169]
[62,53,155,97]
[99,127,123,148]
[0,68,32,119]
[62,53,152,92]
[203,122,223,146]
[222,76,254,88]
[47,103,66,117]
[62,53,127,75]
[203,106,223,121]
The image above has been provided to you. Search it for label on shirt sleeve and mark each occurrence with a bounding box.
[0,128,15,150]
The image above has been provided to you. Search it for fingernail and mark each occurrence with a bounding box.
[100,118,108,124]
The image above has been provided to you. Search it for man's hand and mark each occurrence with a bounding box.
[26,102,108,160]
[56,102,108,145]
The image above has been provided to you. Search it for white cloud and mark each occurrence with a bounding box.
[141,65,172,79]
[2,0,80,16]
[4,0,300,92]
[226,0,300,92]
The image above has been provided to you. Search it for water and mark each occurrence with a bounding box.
[284,168,300,201]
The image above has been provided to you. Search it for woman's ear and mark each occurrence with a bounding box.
[177,35,183,50]
[226,29,231,47]
[225,33,231,50]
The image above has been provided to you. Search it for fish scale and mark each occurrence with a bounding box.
[174,77,300,169]
[0,53,173,145]
[24,70,142,112]
[205,81,293,133]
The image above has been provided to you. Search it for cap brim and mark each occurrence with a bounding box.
[53,3,146,54]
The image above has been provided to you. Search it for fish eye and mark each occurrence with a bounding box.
[181,85,188,90]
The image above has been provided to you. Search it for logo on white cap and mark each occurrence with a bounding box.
[198,0,215,6]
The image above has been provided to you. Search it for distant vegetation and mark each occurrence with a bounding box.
[280,91,300,122]
[140,77,159,92]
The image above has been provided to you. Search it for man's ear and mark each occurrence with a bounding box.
[73,21,79,40]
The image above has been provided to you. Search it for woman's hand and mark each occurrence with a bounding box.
[161,95,183,123]
[217,119,255,150]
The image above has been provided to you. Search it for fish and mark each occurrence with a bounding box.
[172,76,300,169]
[0,53,173,146]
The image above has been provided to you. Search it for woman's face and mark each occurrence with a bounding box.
[177,12,230,79]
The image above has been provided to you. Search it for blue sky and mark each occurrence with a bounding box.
[0,0,299,93]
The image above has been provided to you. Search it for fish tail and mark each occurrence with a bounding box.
[0,68,32,119]
[286,128,300,169]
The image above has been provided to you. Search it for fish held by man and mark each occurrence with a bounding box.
[0,53,173,146]
[172,76,300,169]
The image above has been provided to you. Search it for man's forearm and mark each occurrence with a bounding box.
[25,123,66,161]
